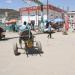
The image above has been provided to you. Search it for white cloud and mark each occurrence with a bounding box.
[5,0,12,3]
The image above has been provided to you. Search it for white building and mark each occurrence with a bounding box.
[67,11,75,30]
[19,4,65,26]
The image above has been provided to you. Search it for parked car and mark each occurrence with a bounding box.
[0,27,6,39]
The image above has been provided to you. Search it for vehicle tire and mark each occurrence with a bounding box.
[2,35,5,39]
[0,37,2,40]
[13,43,18,55]
[0,35,2,39]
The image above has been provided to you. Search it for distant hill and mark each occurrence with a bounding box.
[0,9,20,20]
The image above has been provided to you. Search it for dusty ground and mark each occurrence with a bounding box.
[0,31,75,75]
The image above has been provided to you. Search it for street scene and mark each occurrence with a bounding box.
[0,0,75,75]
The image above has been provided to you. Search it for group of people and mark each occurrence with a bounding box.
[18,20,55,47]
[44,20,69,38]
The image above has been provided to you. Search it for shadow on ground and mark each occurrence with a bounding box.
[14,47,44,57]
[26,47,44,57]
[0,36,19,41]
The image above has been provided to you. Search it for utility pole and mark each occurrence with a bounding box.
[47,0,48,20]
[28,0,44,32]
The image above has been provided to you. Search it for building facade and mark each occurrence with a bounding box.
[67,11,75,30]
[19,4,65,25]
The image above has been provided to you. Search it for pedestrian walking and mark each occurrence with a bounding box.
[47,22,54,39]
[62,21,68,35]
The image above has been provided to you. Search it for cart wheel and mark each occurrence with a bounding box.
[13,43,18,55]
[36,41,42,52]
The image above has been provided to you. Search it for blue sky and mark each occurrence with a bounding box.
[0,0,75,11]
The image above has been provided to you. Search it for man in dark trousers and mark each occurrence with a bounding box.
[47,22,53,39]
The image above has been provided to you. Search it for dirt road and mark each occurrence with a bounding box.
[0,32,75,75]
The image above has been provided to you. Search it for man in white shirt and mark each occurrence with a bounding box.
[19,21,31,48]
